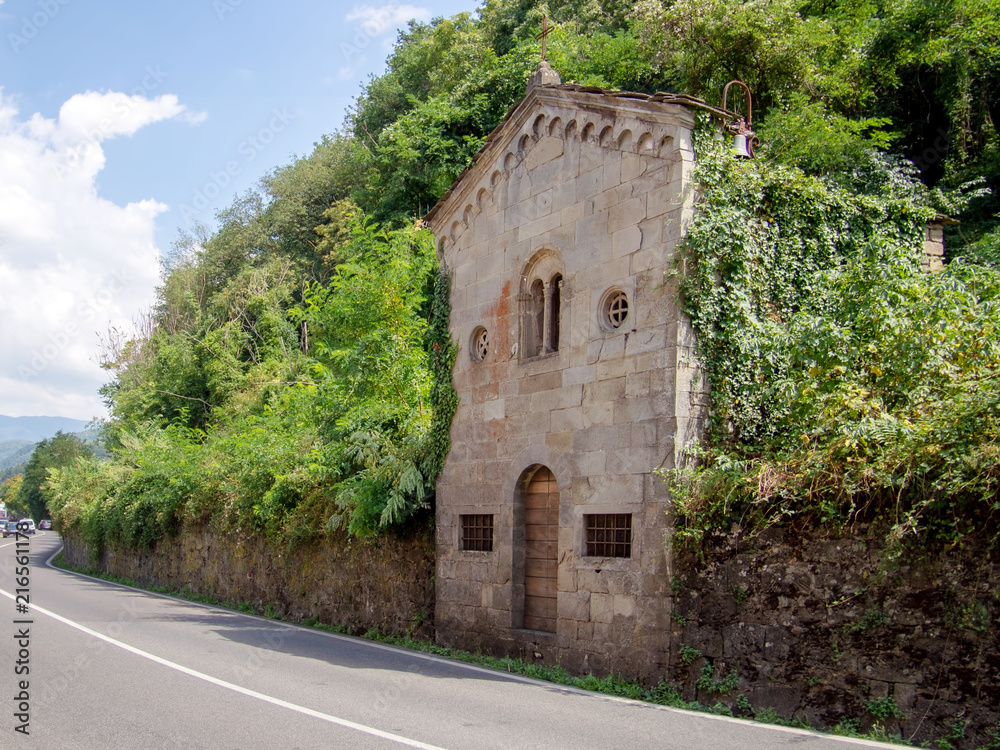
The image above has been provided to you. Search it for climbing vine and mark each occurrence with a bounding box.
[421,266,459,490]
[666,125,1000,551]
[679,124,935,444]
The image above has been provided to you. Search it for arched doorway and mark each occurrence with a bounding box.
[523,466,558,632]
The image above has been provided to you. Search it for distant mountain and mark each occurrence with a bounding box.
[0,415,91,442]
[0,440,35,472]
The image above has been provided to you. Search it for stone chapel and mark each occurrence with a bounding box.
[424,62,714,679]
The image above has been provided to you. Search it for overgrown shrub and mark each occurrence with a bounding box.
[666,130,1000,551]
[48,215,457,550]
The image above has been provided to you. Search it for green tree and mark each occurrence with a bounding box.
[634,0,835,112]
[76,0,999,555]
[358,95,491,224]
[478,0,634,56]
[294,210,439,535]
[865,0,1000,180]
[16,434,94,521]
[0,475,24,515]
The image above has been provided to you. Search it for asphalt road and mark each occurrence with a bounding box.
[0,531,894,749]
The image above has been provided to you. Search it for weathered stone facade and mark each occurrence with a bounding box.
[426,76,708,679]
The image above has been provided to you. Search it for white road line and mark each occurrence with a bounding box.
[0,588,449,750]
[0,531,45,549]
[31,542,889,749]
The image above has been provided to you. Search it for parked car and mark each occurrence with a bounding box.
[2,520,19,538]
[38,519,52,530]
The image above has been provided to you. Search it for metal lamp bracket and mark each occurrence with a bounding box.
[721,80,760,158]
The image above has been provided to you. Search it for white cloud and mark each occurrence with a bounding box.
[345,4,431,35]
[57,91,193,140]
[0,88,197,420]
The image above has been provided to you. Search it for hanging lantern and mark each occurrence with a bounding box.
[721,80,759,158]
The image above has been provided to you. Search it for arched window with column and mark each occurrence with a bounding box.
[548,273,562,352]
[530,279,545,356]
[519,250,564,359]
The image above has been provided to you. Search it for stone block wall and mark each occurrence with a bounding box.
[61,525,435,637]
[923,220,946,272]
[669,528,1000,746]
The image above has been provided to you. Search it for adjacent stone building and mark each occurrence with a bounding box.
[425,64,712,680]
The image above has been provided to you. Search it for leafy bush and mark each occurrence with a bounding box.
[49,213,456,550]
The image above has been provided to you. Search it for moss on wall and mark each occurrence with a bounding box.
[61,523,435,638]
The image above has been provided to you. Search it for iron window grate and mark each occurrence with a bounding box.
[606,291,629,329]
[461,514,494,552]
[471,326,489,361]
[585,514,632,558]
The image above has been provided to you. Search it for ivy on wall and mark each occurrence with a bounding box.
[680,124,936,444]
[421,266,459,486]
[667,125,1000,551]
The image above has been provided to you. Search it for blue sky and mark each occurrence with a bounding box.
[0,0,477,421]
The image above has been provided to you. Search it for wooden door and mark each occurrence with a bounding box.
[524,466,558,632]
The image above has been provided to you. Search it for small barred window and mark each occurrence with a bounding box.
[585,514,632,558]
[605,291,629,329]
[461,514,494,552]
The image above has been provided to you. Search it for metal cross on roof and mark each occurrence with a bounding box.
[534,15,552,61]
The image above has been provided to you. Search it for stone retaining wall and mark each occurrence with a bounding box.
[61,524,435,638]
[59,521,1000,746]
[669,528,1000,746]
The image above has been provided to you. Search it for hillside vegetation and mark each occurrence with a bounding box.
[0,440,34,475]
[45,0,999,553]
